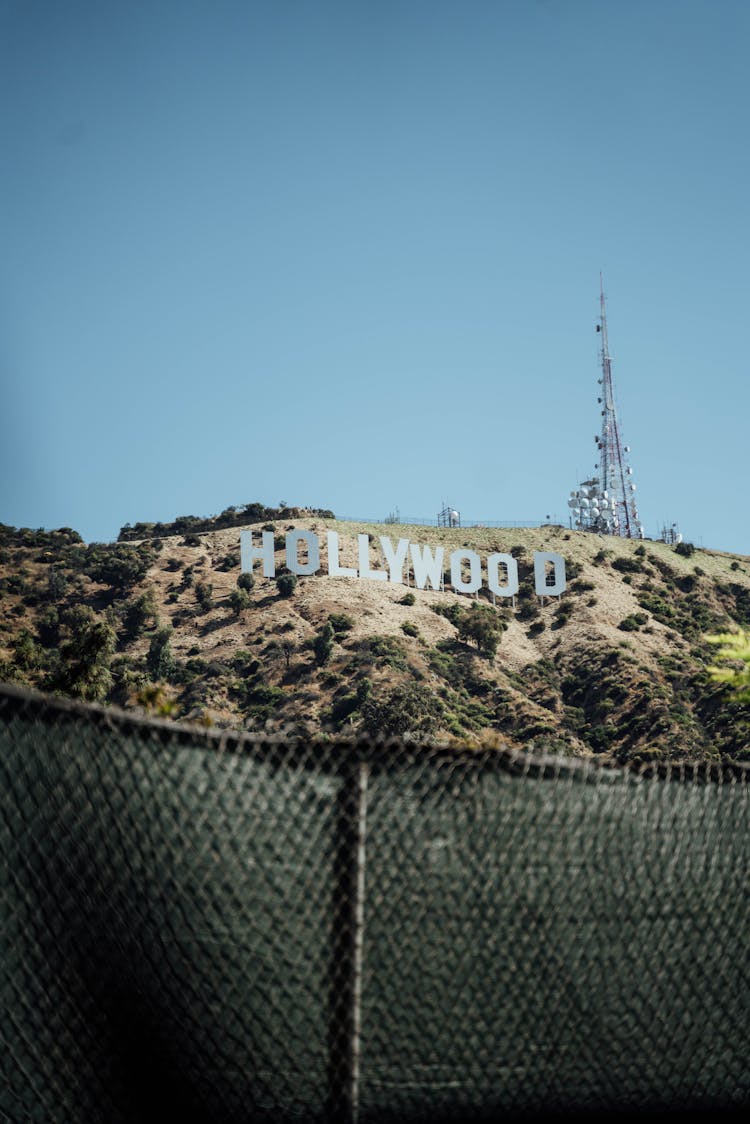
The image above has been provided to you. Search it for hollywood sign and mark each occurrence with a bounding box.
[240,530,566,598]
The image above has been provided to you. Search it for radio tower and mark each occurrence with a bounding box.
[568,277,643,538]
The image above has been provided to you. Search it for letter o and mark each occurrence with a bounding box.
[450,549,482,594]
[285,530,320,576]
[487,553,519,597]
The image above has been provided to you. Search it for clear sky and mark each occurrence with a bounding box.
[2,0,749,552]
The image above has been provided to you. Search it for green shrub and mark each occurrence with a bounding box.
[361,682,442,739]
[122,589,159,641]
[361,636,407,669]
[45,567,68,602]
[457,605,502,657]
[54,610,117,700]
[194,580,213,610]
[399,592,416,606]
[237,572,255,592]
[276,573,297,598]
[147,625,176,681]
[215,552,239,572]
[329,612,354,634]
[229,588,251,615]
[612,556,642,574]
[313,622,335,665]
[401,621,419,638]
[675,541,696,558]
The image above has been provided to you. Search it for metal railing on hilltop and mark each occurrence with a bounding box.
[334,514,566,529]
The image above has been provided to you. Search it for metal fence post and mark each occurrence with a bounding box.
[328,755,369,1124]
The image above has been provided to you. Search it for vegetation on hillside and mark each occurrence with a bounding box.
[116,501,335,542]
[0,516,749,762]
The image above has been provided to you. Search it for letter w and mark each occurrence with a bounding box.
[409,543,444,591]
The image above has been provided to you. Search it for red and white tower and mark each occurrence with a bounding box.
[568,277,643,538]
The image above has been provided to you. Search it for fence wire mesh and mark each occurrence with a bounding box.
[1,682,749,1123]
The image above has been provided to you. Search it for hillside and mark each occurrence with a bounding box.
[1,514,749,762]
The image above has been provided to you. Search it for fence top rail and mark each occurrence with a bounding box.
[2,681,748,785]
[334,515,563,529]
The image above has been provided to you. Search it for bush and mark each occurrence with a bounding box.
[675,541,696,558]
[82,543,156,590]
[329,612,354,634]
[229,588,251,616]
[237,572,255,592]
[147,625,176,681]
[55,610,117,700]
[612,556,642,573]
[194,580,213,611]
[122,589,159,641]
[45,567,68,602]
[276,573,297,598]
[313,622,335,665]
[457,605,502,658]
[401,621,419,638]
[399,592,416,606]
[361,682,442,739]
[215,552,239,572]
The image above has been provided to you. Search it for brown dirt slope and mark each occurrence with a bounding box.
[1,516,749,763]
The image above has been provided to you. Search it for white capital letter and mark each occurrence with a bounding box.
[240,530,276,579]
[534,552,567,597]
[326,531,357,578]
[285,530,320,576]
[449,549,482,594]
[409,542,445,591]
[357,534,387,582]
[487,553,519,598]
[380,537,410,584]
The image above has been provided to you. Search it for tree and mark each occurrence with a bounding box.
[313,622,334,665]
[457,605,503,658]
[122,588,159,640]
[147,625,176,681]
[194,580,213,611]
[56,610,116,700]
[361,682,443,740]
[707,629,750,703]
[46,567,68,602]
[229,587,251,616]
[276,573,297,598]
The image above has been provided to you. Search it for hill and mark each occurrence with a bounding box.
[1,514,749,762]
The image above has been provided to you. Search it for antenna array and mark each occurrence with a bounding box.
[568,279,643,538]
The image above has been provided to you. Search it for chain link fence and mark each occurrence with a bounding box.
[2,681,749,1122]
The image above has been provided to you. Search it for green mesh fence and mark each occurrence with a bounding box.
[1,682,749,1122]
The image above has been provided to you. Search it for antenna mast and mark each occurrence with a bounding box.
[568,277,643,538]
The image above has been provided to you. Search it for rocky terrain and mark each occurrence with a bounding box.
[1,509,749,762]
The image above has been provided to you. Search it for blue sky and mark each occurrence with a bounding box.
[2,0,749,552]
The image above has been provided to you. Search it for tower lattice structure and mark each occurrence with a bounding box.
[568,278,643,538]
